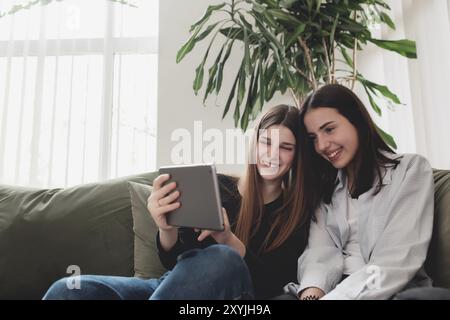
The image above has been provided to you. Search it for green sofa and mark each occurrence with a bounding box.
[0,170,449,300]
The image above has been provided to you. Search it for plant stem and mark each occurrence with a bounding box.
[322,37,332,84]
[289,88,300,108]
[331,42,336,83]
[294,66,313,85]
[351,10,357,90]
[351,38,357,90]
[298,37,317,90]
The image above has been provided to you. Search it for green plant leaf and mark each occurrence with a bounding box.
[252,3,266,14]
[265,0,279,9]
[177,23,205,63]
[237,66,247,107]
[267,8,302,25]
[234,98,241,127]
[251,95,262,120]
[376,125,397,149]
[279,77,288,94]
[189,3,226,32]
[369,39,417,58]
[266,76,279,101]
[329,12,340,49]
[216,39,235,93]
[268,42,285,80]
[195,22,220,42]
[374,0,391,10]
[265,61,277,82]
[340,46,354,68]
[306,0,313,13]
[240,106,250,131]
[193,45,212,94]
[258,59,265,108]
[238,12,253,31]
[193,62,205,95]
[243,24,252,74]
[363,85,382,116]
[220,27,243,40]
[360,78,401,104]
[262,11,279,29]
[339,33,357,48]
[222,71,240,119]
[203,64,217,103]
[379,12,395,30]
[315,0,322,16]
[254,15,283,49]
[285,23,306,47]
[339,18,367,33]
[203,45,225,103]
[241,70,257,131]
[280,0,297,9]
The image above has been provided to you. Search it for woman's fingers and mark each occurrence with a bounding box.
[221,207,230,227]
[197,208,230,242]
[153,181,177,200]
[158,202,181,215]
[197,229,213,242]
[158,190,180,206]
[148,182,178,211]
[152,174,170,190]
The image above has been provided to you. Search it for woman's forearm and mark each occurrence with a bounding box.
[224,233,246,257]
[159,228,178,252]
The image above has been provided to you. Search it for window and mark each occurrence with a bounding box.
[0,0,158,187]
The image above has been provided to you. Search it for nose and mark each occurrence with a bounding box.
[316,135,330,152]
[263,144,279,163]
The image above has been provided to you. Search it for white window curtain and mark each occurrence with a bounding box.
[356,0,450,169]
[0,0,158,188]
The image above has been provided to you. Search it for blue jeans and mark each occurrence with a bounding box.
[43,244,254,300]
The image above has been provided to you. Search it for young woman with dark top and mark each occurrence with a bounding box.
[43,104,314,300]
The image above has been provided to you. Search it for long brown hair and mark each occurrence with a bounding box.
[299,84,401,205]
[235,105,312,253]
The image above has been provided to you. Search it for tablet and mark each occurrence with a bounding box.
[158,163,224,231]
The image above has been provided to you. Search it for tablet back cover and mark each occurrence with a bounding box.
[159,164,224,231]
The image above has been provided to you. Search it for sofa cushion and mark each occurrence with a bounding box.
[128,182,167,279]
[425,169,450,289]
[0,172,158,299]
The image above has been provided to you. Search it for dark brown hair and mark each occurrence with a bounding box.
[299,84,401,204]
[235,105,312,253]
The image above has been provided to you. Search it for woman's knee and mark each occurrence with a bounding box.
[43,277,73,299]
[182,244,248,278]
[153,245,254,300]
[43,275,121,300]
[206,244,245,269]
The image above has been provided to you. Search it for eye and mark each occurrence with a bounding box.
[324,127,335,134]
[308,135,317,141]
[280,146,294,151]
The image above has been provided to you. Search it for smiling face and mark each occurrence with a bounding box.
[304,107,359,170]
[256,124,296,181]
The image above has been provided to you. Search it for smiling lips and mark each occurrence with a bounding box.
[325,147,343,163]
[260,160,279,168]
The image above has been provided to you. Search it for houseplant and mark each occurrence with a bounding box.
[176,0,417,148]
